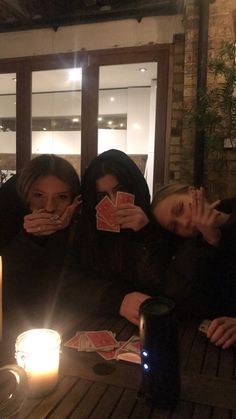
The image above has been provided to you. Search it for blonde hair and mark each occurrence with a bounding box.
[151,183,189,210]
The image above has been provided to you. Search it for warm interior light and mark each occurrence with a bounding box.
[68,68,82,82]
[72,118,79,122]
[110,97,115,102]
[139,68,147,72]
[108,121,113,125]
[98,117,103,121]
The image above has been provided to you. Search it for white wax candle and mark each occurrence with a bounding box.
[0,256,2,341]
[15,329,61,397]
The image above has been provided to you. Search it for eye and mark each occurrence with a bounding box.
[96,192,108,202]
[173,202,184,216]
[113,184,126,193]
[32,192,43,198]
[58,194,70,201]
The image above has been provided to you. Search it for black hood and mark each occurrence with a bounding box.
[81,149,151,220]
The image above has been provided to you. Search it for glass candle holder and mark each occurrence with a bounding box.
[15,329,61,398]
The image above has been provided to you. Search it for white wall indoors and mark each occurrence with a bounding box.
[0,86,150,155]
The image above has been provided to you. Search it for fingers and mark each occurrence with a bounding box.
[115,206,149,231]
[210,200,221,210]
[119,292,150,326]
[24,210,62,235]
[59,195,82,228]
[207,317,236,349]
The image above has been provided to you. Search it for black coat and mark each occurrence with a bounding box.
[0,176,76,336]
[63,150,174,317]
[160,198,236,319]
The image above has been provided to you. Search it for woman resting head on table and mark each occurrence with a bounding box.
[18,154,81,237]
[73,149,172,326]
[151,183,236,349]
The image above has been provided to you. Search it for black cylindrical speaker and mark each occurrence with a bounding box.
[138,296,180,408]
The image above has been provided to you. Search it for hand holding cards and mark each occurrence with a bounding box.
[95,192,135,232]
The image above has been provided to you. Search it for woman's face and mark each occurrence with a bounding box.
[153,192,198,237]
[28,175,72,215]
[96,174,121,204]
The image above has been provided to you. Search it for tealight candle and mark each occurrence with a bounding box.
[15,329,61,397]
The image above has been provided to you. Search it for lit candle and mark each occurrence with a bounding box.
[15,329,61,397]
[0,256,2,341]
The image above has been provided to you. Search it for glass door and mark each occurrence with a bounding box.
[98,62,157,197]
[0,73,16,184]
[32,67,82,176]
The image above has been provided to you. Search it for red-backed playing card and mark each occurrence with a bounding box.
[116,191,135,206]
[86,330,119,350]
[96,216,120,232]
[95,196,116,226]
[64,334,81,349]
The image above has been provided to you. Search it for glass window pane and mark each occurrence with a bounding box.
[32,68,82,176]
[98,63,157,196]
[0,73,16,184]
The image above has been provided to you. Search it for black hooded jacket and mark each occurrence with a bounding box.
[0,176,77,334]
[64,150,174,316]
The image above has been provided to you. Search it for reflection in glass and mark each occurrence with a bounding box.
[98,63,158,196]
[0,73,16,183]
[32,69,82,176]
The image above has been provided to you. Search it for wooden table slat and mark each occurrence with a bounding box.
[84,384,123,419]
[211,407,231,419]
[192,404,212,419]
[181,374,236,411]
[171,400,193,419]
[110,388,137,419]
[48,378,93,418]
[68,381,108,418]
[129,399,153,419]
[218,348,235,379]
[179,322,198,370]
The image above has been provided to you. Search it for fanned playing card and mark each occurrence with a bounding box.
[95,196,116,226]
[96,216,120,232]
[86,330,119,351]
[116,191,135,206]
[95,191,135,232]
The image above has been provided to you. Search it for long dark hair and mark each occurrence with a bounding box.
[81,149,151,221]
[78,149,151,273]
[17,154,80,205]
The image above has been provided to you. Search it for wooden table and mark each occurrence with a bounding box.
[0,313,236,419]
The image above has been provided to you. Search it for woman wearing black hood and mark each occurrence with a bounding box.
[67,149,173,325]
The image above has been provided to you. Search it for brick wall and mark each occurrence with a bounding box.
[168,0,236,200]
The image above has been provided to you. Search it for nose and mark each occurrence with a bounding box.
[44,197,56,213]
[179,217,190,228]
[177,215,192,236]
[109,192,116,204]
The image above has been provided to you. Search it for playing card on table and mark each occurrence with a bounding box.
[116,335,141,364]
[199,319,211,334]
[116,191,135,206]
[95,196,116,226]
[86,330,119,351]
[96,216,120,232]
[64,334,82,349]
